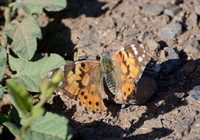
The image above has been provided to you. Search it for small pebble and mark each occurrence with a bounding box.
[145,39,160,51]
[194,0,200,15]
[164,7,182,17]
[188,13,198,28]
[171,0,183,5]
[168,48,179,59]
[145,4,165,16]
[158,22,182,40]
[188,86,200,104]
[184,40,200,58]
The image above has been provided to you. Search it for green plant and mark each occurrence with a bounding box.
[3,71,72,140]
[0,0,73,139]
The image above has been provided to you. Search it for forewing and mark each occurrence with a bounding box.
[48,60,104,113]
[111,44,151,102]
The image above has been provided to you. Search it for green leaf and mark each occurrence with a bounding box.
[0,45,7,81]
[0,113,11,124]
[3,121,20,137]
[9,54,69,92]
[25,112,72,140]
[40,70,63,100]
[10,0,67,15]
[7,80,32,115]
[0,126,2,135]
[31,108,44,120]
[4,16,42,60]
[0,85,6,100]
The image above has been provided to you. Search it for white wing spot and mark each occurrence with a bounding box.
[142,54,145,58]
[58,81,63,86]
[140,44,145,49]
[138,56,143,62]
[59,66,65,71]
[57,91,64,95]
[131,45,138,55]
[48,71,53,78]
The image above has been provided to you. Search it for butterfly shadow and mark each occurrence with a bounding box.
[124,58,200,138]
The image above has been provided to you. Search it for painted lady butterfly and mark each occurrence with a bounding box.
[47,43,151,113]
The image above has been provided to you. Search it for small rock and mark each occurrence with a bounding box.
[145,39,160,51]
[174,92,185,99]
[195,123,200,127]
[161,59,185,75]
[168,48,179,59]
[183,61,197,75]
[171,0,183,5]
[188,86,200,104]
[194,0,200,15]
[158,22,182,40]
[145,4,165,16]
[188,13,198,28]
[184,40,200,58]
[159,50,168,62]
[162,15,171,24]
[143,118,163,131]
[124,29,139,37]
[164,7,182,17]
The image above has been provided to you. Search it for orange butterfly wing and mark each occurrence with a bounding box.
[111,44,150,103]
[48,60,104,113]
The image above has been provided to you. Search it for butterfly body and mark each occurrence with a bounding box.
[48,43,150,113]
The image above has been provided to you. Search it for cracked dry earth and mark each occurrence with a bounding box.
[2,0,200,139]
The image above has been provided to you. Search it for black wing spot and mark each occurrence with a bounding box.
[96,102,99,106]
[79,101,81,105]
[81,91,84,96]
[79,68,84,72]
[126,51,129,57]
[89,101,92,105]
[71,67,75,74]
[81,63,85,68]
[124,92,126,96]
[128,88,130,91]
[119,51,122,57]
[84,95,87,99]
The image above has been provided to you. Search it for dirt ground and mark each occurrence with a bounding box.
[2,0,200,139]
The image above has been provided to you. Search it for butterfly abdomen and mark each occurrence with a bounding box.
[105,74,117,94]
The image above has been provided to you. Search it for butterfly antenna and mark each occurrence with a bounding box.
[104,25,128,51]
